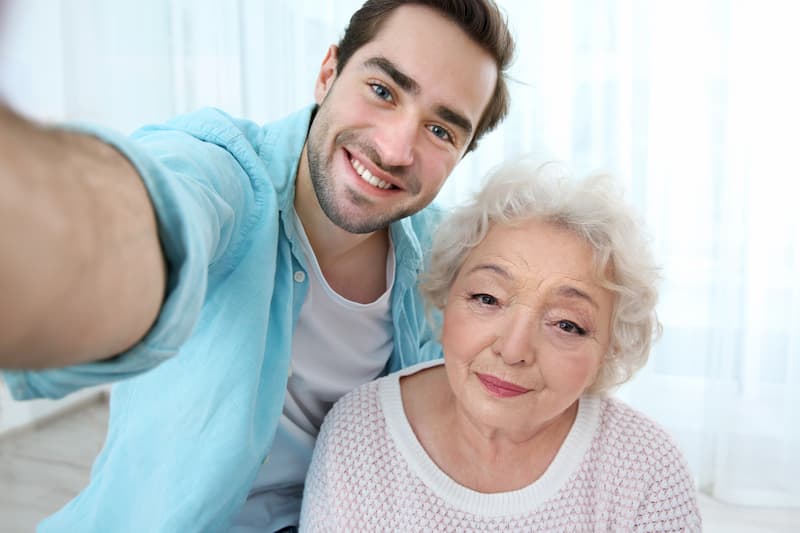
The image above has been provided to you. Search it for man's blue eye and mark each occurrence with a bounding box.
[429,124,451,142]
[371,84,392,101]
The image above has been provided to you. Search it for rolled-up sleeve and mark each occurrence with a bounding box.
[3,112,259,399]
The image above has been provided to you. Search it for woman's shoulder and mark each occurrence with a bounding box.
[592,396,692,473]
[322,377,384,434]
[588,397,701,529]
[320,360,444,436]
[599,397,677,441]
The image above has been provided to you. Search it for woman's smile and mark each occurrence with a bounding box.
[476,372,531,398]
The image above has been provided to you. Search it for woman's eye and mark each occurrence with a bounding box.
[428,124,452,142]
[556,320,587,336]
[370,83,393,102]
[471,293,498,306]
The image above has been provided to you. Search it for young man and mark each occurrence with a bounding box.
[0,1,514,530]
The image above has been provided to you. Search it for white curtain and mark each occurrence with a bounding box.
[1,0,798,508]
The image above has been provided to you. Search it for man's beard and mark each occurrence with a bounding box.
[306,119,418,234]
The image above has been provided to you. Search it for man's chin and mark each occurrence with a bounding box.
[331,215,393,235]
[324,205,401,234]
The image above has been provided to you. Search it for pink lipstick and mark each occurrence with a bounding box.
[476,373,530,398]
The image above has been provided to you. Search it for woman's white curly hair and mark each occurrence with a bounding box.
[420,159,662,394]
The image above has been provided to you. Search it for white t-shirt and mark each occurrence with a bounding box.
[230,214,395,532]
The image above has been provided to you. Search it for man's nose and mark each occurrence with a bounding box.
[492,307,536,366]
[373,112,417,167]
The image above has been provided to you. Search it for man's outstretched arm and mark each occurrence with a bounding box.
[0,104,166,369]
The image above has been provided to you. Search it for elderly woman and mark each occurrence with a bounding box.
[299,160,701,531]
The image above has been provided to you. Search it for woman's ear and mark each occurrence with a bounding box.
[314,45,339,104]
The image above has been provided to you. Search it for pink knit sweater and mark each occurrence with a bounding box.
[300,362,701,532]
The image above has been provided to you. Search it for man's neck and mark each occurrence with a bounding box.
[294,145,391,304]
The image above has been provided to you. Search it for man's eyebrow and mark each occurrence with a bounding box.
[364,56,419,94]
[364,56,474,139]
[555,286,599,309]
[435,105,473,139]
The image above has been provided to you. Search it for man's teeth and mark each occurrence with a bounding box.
[351,158,392,190]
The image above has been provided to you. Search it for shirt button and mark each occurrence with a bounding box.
[263,454,270,465]
[293,271,306,283]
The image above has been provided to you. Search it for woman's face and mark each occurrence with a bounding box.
[441,219,614,439]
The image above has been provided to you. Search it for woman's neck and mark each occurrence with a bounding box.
[402,366,578,493]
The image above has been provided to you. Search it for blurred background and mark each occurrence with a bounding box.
[1,0,798,529]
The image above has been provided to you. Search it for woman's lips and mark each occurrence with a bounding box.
[476,373,531,398]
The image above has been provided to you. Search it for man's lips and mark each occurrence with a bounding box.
[345,149,401,191]
[350,157,393,189]
[476,373,531,398]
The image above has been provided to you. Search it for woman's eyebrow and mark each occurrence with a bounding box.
[555,285,599,309]
[466,263,512,280]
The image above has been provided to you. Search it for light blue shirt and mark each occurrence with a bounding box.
[2,105,443,532]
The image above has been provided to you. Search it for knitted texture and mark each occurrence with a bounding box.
[300,374,701,532]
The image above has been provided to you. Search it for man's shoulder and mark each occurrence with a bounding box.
[132,104,315,157]
[127,105,315,202]
[408,203,446,233]
[393,203,446,261]
[134,107,249,145]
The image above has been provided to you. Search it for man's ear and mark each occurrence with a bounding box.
[314,45,339,104]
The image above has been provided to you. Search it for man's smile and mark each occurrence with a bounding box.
[350,156,394,190]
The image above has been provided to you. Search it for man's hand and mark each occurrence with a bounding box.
[0,104,165,368]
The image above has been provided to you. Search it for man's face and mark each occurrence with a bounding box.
[304,4,498,233]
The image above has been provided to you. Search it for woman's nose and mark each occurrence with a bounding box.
[492,308,536,366]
